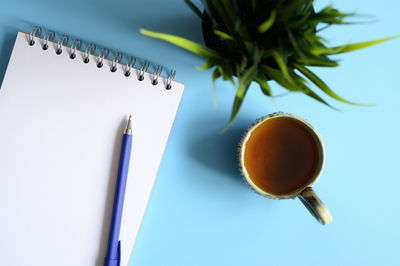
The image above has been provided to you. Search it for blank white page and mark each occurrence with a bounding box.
[0,32,184,266]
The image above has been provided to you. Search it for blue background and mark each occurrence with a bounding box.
[0,0,399,265]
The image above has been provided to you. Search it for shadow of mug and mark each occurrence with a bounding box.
[239,112,333,225]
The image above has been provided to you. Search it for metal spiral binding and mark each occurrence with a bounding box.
[166,70,176,90]
[124,56,136,77]
[97,48,109,68]
[26,26,176,89]
[138,61,149,81]
[83,44,96,63]
[42,30,55,50]
[152,65,163,85]
[56,35,68,55]
[111,52,122,72]
[70,39,82,59]
[28,26,41,46]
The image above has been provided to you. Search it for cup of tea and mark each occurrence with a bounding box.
[239,112,332,225]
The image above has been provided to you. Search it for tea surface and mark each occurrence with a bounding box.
[243,117,320,195]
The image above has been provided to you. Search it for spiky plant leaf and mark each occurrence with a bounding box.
[141,0,398,128]
[258,10,276,33]
[139,29,220,58]
[197,58,219,70]
[213,29,234,40]
[311,35,400,55]
[212,68,221,105]
[293,63,358,105]
[255,73,272,97]
[183,0,204,19]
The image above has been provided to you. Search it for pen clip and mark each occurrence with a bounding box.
[117,240,121,266]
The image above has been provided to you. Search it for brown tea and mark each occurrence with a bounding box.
[243,117,320,195]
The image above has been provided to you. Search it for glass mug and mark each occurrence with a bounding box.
[239,112,332,225]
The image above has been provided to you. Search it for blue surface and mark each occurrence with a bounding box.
[0,0,399,265]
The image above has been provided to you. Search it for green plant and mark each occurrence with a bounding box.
[141,0,397,128]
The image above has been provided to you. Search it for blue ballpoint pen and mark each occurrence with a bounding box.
[104,115,133,266]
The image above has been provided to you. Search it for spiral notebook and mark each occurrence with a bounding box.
[0,27,184,266]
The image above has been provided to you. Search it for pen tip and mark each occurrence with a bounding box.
[125,115,133,135]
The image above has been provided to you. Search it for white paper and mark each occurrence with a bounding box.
[0,32,184,266]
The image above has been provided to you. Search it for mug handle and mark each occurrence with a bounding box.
[298,187,332,225]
